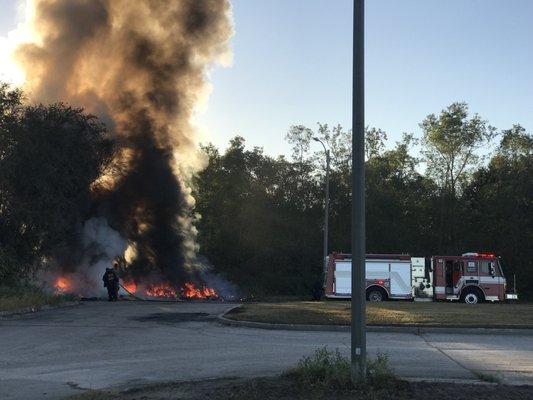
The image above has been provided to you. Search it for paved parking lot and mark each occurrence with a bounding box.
[1,301,532,399]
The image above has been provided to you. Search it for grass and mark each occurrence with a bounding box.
[226,301,533,327]
[0,285,74,312]
[284,347,398,391]
[473,371,502,383]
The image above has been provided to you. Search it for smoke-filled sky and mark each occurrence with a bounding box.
[1,0,533,156]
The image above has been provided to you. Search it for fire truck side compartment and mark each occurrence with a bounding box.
[326,254,412,299]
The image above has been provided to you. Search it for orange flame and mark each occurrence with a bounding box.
[146,283,178,299]
[122,281,137,293]
[143,282,218,300]
[182,282,218,299]
[55,277,70,293]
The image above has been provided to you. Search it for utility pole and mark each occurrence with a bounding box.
[351,0,366,383]
[313,137,330,277]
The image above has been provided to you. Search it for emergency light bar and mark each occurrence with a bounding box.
[462,252,496,258]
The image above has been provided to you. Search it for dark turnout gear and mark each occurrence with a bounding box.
[103,268,119,301]
[311,280,324,301]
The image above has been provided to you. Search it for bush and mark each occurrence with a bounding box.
[367,352,396,386]
[285,347,351,390]
[284,347,398,392]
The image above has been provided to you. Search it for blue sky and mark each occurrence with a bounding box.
[1,0,532,156]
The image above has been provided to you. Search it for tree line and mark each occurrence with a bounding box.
[1,83,532,299]
[194,104,532,299]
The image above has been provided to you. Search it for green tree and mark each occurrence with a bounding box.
[420,102,496,250]
[0,83,113,283]
[421,102,496,196]
[365,127,388,160]
[497,124,533,159]
[365,133,437,255]
[461,127,533,299]
[284,123,390,254]
[194,137,323,296]
[286,123,388,168]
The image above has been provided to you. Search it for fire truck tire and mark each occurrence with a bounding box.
[366,287,387,302]
[461,288,485,304]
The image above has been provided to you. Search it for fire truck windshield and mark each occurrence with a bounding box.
[497,259,505,278]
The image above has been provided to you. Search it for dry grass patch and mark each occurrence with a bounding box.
[226,301,533,327]
[0,285,70,312]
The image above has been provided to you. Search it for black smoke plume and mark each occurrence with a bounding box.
[15,0,233,289]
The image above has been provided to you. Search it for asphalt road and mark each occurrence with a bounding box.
[1,301,532,399]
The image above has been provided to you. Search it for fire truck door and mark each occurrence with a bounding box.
[445,260,454,294]
[452,261,461,288]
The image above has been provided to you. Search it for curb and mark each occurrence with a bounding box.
[0,301,81,319]
[217,306,533,336]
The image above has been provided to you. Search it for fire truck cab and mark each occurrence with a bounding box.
[432,253,508,304]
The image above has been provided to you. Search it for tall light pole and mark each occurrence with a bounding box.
[351,0,366,383]
[313,137,330,279]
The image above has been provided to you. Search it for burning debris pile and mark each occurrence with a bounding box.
[11,0,234,299]
[54,275,219,301]
[124,281,218,300]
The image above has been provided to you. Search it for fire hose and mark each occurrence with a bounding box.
[118,282,146,301]
[118,282,183,302]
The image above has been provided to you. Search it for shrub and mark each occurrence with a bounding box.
[285,347,398,392]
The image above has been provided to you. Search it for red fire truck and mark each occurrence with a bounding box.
[324,252,517,304]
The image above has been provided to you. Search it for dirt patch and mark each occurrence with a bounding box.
[68,376,533,400]
[226,301,533,327]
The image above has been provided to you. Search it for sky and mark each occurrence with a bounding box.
[1,0,532,157]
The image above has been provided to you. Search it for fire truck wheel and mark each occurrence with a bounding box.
[461,289,484,304]
[366,288,387,302]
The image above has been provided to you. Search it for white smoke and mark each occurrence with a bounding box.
[80,217,127,282]
[41,217,127,297]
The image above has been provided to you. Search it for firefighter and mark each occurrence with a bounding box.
[311,279,324,301]
[103,264,120,301]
